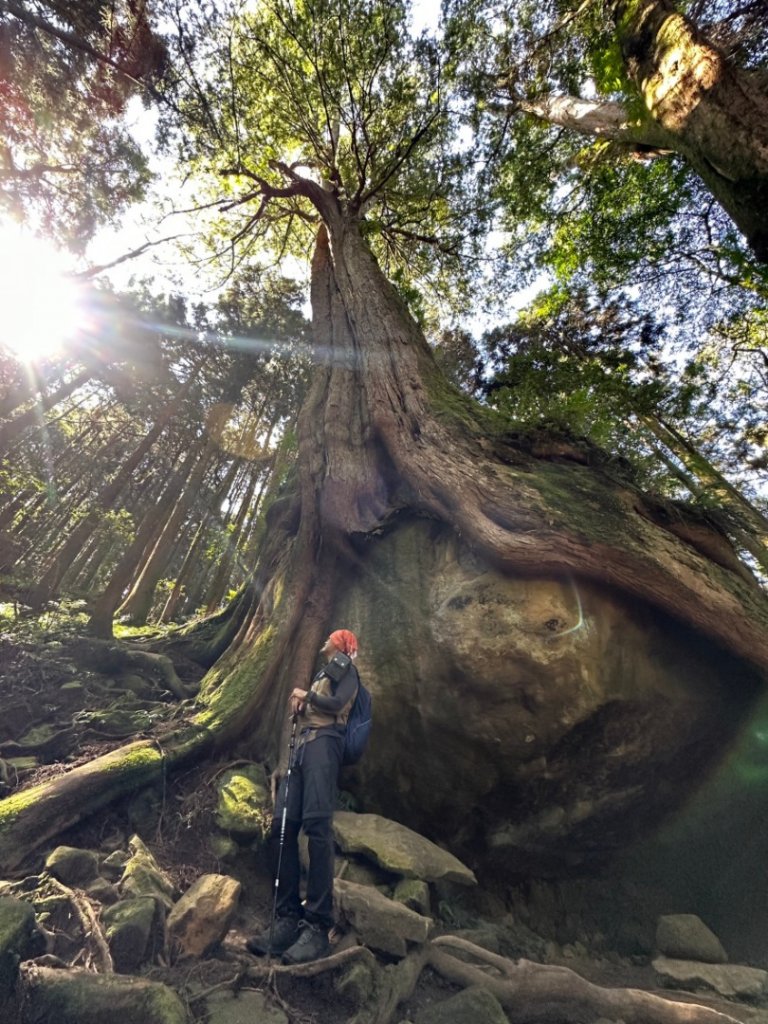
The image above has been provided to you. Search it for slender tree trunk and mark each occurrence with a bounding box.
[29,376,194,606]
[204,464,260,613]
[639,413,768,574]
[88,442,205,636]
[157,456,245,624]
[0,367,91,451]
[116,439,217,626]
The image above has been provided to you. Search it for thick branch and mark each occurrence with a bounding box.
[498,92,670,150]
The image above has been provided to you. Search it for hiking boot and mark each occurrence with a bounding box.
[281,920,330,964]
[245,914,300,956]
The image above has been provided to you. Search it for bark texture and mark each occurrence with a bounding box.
[612,0,768,259]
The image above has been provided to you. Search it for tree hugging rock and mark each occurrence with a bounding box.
[333,813,476,886]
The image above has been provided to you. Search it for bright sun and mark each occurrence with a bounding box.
[0,225,84,362]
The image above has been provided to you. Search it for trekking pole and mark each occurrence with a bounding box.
[267,711,299,964]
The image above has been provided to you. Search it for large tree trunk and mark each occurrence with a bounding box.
[2,210,768,871]
[611,0,768,260]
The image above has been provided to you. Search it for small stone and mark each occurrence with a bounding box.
[166,874,241,959]
[393,878,430,916]
[45,847,99,886]
[119,836,175,909]
[85,878,119,905]
[215,765,270,838]
[209,835,239,862]
[100,850,130,882]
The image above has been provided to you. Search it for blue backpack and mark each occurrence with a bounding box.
[342,681,373,766]
[324,652,373,766]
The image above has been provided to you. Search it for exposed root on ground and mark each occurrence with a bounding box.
[242,937,743,1024]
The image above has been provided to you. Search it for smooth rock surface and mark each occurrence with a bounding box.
[334,878,431,957]
[333,812,476,886]
[653,955,768,999]
[656,914,728,964]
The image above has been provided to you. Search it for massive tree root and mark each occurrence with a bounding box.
[241,937,742,1024]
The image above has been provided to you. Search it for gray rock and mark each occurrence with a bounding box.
[19,964,189,1023]
[0,896,41,1001]
[393,878,431,916]
[166,874,240,959]
[656,914,728,964]
[119,835,175,909]
[100,850,130,882]
[215,764,270,838]
[334,878,431,957]
[102,897,157,973]
[45,846,99,886]
[205,989,287,1024]
[86,878,119,905]
[652,955,768,1000]
[414,986,509,1024]
[333,813,476,886]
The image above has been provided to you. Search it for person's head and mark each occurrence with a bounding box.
[320,628,358,661]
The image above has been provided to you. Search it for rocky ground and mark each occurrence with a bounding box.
[1,607,768,1024]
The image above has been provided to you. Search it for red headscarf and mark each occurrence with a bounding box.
[329,629,358,659]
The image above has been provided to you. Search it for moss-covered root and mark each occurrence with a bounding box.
[0,727,209,874]
[17,964,189,1024]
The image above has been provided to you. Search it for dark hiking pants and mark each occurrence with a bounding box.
[270,730,343,929]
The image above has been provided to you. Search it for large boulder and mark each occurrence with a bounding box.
[334,877,431,957]
[652,956,768,1000]
[166,874,241,959]
[333,813,476,886]
[656,914,728,964]
[335,519,760,872]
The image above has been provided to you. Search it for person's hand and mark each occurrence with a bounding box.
[290,688,308,716]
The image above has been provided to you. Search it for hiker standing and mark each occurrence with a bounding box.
[247,628,360,964]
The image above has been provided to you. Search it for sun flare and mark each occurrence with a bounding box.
[0,225,84,362]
